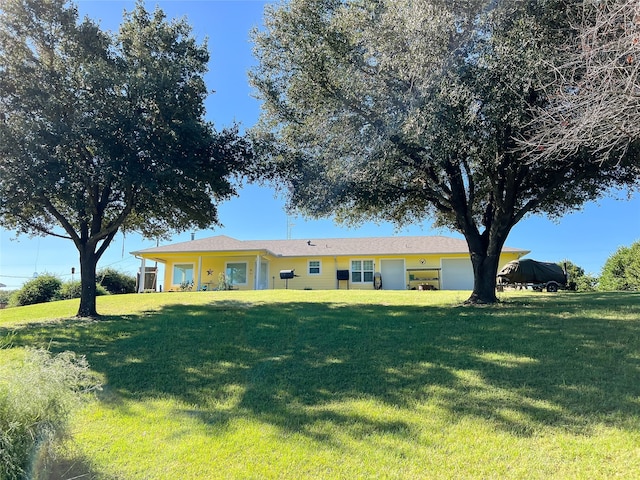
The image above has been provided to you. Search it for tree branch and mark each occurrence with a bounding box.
[14,214,73,240]
[526,0,640,159]
[39,196,81,244]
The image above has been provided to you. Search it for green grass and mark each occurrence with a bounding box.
[1,290,639,479]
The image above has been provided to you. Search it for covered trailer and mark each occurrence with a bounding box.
[497,259,567,292]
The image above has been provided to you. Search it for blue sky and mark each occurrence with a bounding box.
[0,0,638,290]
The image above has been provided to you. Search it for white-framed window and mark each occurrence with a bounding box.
[226,262,248,286]
[351,259,374,283]
[308,260,321,275]
[173,263,194,286]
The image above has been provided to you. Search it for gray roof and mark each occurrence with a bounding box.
[132,234,529,258]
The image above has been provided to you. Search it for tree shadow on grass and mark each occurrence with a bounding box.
[4,292,640,444]
[39,454,107,480]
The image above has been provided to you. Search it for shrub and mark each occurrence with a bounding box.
[0,348,101,480]
[97,268,136,294]
[9,275,62,307]
[57,281,109,300]
[573,273,598,292]
[559,260,598,292]
[0,290,13,306]
[599,241,640,291]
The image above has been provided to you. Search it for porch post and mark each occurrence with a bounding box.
[197,256,202,291]
[255,255,261,290]
[138,257,146,293]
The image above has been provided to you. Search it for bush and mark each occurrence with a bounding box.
[560,260,598,292]
[0,348,101,480]
[57,281,109,300]
[97,268,136,294]
[599,241,640,291]
[9,274,111,306]
[572,273,598,292]
[0,290,14,306]
[9,275,62,307]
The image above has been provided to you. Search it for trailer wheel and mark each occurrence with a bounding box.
[546,283,558,293]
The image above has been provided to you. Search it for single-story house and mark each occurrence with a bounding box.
[131,235,529,292]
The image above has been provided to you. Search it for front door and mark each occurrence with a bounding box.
[258,261,269,290]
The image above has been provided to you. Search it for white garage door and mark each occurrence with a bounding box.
[441,258,474,290]
[380,259,406,290]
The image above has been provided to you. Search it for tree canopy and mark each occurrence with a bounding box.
[0,0,250,316]
[250,0,640,303]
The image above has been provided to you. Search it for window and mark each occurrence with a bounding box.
[308,260,321,275]
[173,263,194,286]
[226,262,248,285]
[351,260,374,283]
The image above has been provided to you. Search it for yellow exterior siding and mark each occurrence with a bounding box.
[152,250,524,291]
[133,236,528,292]
[159,252,266,291]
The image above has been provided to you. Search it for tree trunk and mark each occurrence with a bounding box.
[462,219,513,304]
[77,243,99,318]
[466,251,501,304]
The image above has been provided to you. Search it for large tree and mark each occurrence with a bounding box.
[250,0,640,303]
[0,0,249,317]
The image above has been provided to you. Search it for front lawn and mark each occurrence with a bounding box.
[1,290,639,479]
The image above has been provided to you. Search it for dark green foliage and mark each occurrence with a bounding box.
[57,281,83,301]
[97,268,136,294]
[9,275,62,306]
[0,348,100,480]
[0,0,251,317]
[8,277,108,305]
[560,260,598,292]
[57,281,108,300]
[599,241,640,291]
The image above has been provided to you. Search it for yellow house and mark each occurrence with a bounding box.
[131,235,529,292]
